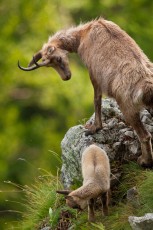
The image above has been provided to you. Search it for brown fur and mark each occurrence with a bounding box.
[57,144,110,222]
[19,18,153,166]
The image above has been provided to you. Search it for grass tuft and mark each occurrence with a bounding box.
[17,162,153,230]
[18,171,64,230]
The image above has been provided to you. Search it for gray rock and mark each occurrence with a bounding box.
[144,124,153,133]
[124,131,134,139]
[113,142,121,151]
[118,121,126,129]
[61,98,153,188]
[127,186,138,203]
[128,141,139,155]
[41,227,51,230]
[141,116,152,125]
[128,213,153,230]
[119,127,131,134]
[107,118,119,129]
[140,110,152,120]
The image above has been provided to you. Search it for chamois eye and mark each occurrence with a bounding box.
[56,57,62,63]
[48,48,52,54]
[48,46,55,54]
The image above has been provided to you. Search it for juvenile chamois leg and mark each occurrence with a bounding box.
[124,111,153,167]
[101,192,109,216]
[88,198,95,222]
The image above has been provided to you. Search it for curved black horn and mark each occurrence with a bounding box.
[32,56,40,67]
[32,56,50,67]
[18,60,40,71]
[56,190,71,195]
[28,51,42,67]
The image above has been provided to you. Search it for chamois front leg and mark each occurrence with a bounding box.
[88,198,95,222]
[85,85,102,135]
[123,111,153,167]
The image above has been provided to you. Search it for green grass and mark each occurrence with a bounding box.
[16,162,153,230]
[101,162,153,230]
[17,171,64,230]
[138,170,153,215]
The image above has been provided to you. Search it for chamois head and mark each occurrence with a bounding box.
[18,44,71,81]
[56,190,87,210]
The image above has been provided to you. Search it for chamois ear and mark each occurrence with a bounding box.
[56,190,71,195]
[47,46,56,54]
[66,195,74,201]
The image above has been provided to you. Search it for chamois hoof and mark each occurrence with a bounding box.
[85,129,101,136]
[85,130,94,136]
[84,124,102,136]
[137,156,153,168]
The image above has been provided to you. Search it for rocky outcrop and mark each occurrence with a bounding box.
[61,99,153,188]
[128,213,153,230]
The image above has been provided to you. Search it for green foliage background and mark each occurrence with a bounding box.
[0,0,153,228]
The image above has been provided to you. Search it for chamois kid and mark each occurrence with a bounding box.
[57,144,110,222]
[18,18,153,166]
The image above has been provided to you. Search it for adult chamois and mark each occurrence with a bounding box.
[57,144,110,222]
[18,18,153,167]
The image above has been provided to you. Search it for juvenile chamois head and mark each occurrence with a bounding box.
[18,44,71,81]
[56,190,87,210]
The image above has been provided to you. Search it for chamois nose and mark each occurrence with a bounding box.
[64,72,71,81]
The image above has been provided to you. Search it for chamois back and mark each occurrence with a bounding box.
[82,144,110,191]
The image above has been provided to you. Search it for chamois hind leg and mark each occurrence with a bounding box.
[85,83,102,135]
[123,111,153,167]
[88,198,95,222]
[101,192,109,216]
